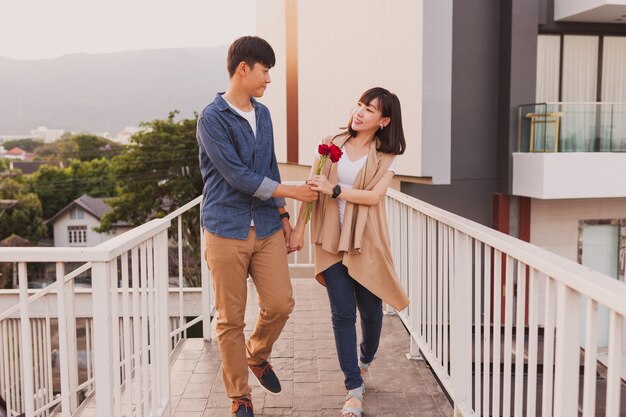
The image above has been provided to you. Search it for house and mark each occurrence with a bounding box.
[8,161,46,175]
[0,147,32,161]
[46,195,131,247]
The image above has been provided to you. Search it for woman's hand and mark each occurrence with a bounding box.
[306,174,334,196]
[289,228,305,252]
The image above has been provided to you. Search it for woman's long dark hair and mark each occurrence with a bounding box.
[346,87,406,155]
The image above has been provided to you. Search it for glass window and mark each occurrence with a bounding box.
[69,207,85,220]
[67,225,87,245]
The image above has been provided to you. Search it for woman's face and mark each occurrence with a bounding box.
[350,98,389,134]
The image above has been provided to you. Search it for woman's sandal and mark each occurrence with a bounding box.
[342,385,364,417]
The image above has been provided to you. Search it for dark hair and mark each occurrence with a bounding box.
[226,36,276,77]
[346,87,406,155]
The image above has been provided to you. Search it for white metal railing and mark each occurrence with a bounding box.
[385,188,626,417]
[3,186,625,417]
[0,196,214,417]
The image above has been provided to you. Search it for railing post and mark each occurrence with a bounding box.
[18,263,35,417]
[55,262,71,417]
[407,210,422,361]
[157,230,172,415]
[92,260,114,417]
[553,282,581,417]
[64,274,79,412]
[451,231,472,416]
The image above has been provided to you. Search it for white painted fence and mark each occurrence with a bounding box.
[2,187,625,417]
[0,198,213,417]
[385,188,626,417]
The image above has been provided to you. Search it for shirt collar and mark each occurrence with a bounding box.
[214,92,259,112]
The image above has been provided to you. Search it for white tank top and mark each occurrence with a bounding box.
[315,144,397,227]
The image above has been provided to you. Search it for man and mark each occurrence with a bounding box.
[196,36,317,417]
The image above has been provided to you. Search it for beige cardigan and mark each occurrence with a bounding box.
[310,134,410,311]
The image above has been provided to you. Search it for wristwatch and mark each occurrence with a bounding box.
[331,184,342,199]
[279,212,290,220]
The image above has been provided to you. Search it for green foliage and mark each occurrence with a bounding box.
[35,134,122,162]
[0,172,28,198]
[31,158,117,219]
[99,111,202,230]
[99,111,203,286]
[0,158,8,173]
[0,174,47,242]
[2,138,44,153]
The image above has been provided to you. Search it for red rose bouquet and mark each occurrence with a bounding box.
[303,143,343,222]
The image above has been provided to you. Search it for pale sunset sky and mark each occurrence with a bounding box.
[0,0,256,60]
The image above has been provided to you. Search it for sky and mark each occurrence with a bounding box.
[0,0,256,60]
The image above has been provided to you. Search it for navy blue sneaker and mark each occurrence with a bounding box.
[249,361,281,395]
[231,398,254,417]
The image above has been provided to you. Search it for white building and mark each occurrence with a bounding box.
[111,126,143,144]
[256,0,626,361]
[47,195,131,247]
[30,126,65,143]
[257,0,626,282]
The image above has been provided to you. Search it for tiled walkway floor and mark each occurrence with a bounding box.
[170,278,454,417]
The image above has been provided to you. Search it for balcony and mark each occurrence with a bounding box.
[513,102,626,199]
[554,0,626,23]
[1,187,626,416]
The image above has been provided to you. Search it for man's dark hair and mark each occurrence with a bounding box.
[227,36,276,77]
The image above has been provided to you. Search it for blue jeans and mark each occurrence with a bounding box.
[322,262,383,390]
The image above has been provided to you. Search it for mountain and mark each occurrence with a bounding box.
[0,47,229,134]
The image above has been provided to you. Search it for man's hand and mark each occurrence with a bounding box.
[306,174,334,196]
[291,184,318,202]
[289,228,305,252]
[282,219,295,253]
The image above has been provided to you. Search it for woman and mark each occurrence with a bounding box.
[289,87,410,417]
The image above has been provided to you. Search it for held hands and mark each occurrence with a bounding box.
[306,174,334,196]
[288,228,305,252]
[282,220,296,254]
[293,184,319,202]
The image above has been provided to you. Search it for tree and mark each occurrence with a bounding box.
[31,158,117,220]
[0,158,8,173]
[0,173,47,242]
[100,111,202,229]
[35,134,122,162]
[1,138,44,153]
[0,194,47,242]
[30,165,74,219]
[100,111,203,285]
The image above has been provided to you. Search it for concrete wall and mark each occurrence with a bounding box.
[530,197,626,263]
[403,0,506,226]
[257,0,453,182]
[541,0,626,34]
[554,0,626,22]
[256,0,287,163]
[513,153,626,199]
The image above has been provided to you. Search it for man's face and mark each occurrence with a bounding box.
[244,62,271,98]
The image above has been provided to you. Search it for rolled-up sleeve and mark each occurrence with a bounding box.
[254,176,280,201]
[197,115,277,200]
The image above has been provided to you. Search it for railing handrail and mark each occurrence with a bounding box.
[3,188,624,313]
[520,101,626,106]
[386,188,626,314]
[0,217,171,262]
[164,196,202,220]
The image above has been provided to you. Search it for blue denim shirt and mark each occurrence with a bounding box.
[196,93,286,240]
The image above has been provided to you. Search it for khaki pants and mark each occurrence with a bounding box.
[204,228,294,400]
